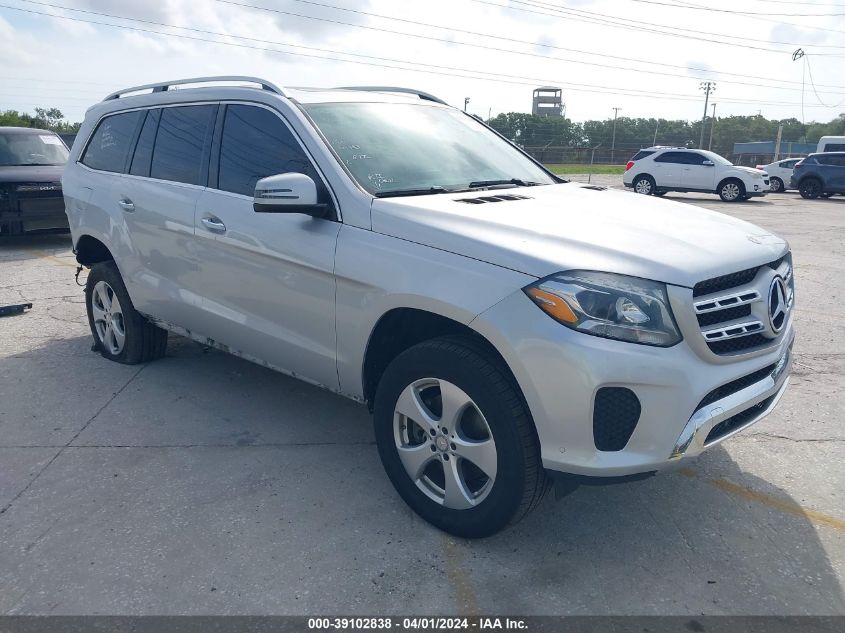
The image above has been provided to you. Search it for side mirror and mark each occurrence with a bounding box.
[253,173,328,218]
[702,160,715,166]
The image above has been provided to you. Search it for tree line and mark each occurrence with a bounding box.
[487,111,845,157]
[0,108,81,134]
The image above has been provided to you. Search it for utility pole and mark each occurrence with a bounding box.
[774,123,784,161]
[463,97,470,112]
[610,107,621,164]
[653,119,659,146]
[708,103,717,151]
[699,81,715,149]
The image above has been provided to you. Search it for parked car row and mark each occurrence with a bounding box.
[625,144,845,202]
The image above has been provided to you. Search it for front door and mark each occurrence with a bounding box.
[191,103,341,390]
[681,152,716,191]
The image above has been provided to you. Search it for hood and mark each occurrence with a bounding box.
[371,183,788,287]
[0,165,65,184]
[734,166,767,177]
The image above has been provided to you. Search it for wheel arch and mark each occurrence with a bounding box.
[74,233,115,266]
[717,176,745,193]
[361,307,523,412]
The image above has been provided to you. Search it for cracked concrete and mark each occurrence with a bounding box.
[0,191,843,615]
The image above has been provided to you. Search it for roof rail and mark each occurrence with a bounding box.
[336,86,447,105]
[103,76,286,101]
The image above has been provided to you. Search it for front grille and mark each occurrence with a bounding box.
[693,256,786,297]
[593,387,641,452]
[707,334,771,355]
[697,304,751,327]
[693,253,793,356]
[704,394,776,445]
[697,363,776,410]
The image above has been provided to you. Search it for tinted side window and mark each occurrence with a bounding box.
[823,143,845,152]
[781,159,799,168]
[217,105,325,200]
[683,153,707,165]
[129,109,160,177]
[150,105,216,186]
[631,150,655,161]
[81,110,144,173]
[654,152,687,164]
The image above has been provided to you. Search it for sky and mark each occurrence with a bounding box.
[1,0,845,125]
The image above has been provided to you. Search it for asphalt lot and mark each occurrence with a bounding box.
[0,182,843,615]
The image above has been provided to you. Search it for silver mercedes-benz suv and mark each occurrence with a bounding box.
[63,77,794,537]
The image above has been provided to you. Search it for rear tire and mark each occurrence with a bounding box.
[769,177,784,193]
[632,175,656,195]
[85,261,167,364]
[799,178,822,199]
[718,178,745,202]
[373,336,548,538]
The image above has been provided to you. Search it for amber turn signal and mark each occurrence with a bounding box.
[525,287,578,324]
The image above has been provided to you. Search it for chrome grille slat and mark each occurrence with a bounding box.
[694,290,761,314]
[701,320,765,341]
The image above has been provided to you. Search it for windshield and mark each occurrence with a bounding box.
[699,150,732,166]
[303,102,556,195]
[0,132,69,166]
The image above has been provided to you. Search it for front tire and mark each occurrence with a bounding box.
[769,177,784,193]
[799,178,822,199]
[85,261,167,364]
[632,175,656,195]
[373,336,547,538]
[719,179,745,202]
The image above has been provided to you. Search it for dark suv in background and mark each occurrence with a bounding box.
[791,152,845,200]
[0,127,69,235]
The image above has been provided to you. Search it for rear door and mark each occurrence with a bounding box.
[824,155,845,191]
[190,103,341,389]
[679,152,716,191]
[112,104,217,325]
[651,151,686,188]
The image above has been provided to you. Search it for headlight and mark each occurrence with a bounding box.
[524,270,682,347]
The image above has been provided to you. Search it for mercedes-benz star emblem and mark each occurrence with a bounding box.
[768,276,788,334]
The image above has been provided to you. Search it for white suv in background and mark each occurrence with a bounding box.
[63,77,794,537]
[756,157,801,193]
[624,146,770,202]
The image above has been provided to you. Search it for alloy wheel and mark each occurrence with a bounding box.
[91,280,126,355]
[634,179,652,194]
[393,378,497,510]
[721,182,741,201]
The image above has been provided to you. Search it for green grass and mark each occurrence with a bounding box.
[545,164,626,175]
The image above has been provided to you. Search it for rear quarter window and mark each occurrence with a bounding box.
[81,110,144,173]
[631,150,655,161]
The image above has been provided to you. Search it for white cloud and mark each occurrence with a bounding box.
[1,0,843,124]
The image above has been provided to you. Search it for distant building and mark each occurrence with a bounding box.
[532,87,563,117]
[732,140,815,165]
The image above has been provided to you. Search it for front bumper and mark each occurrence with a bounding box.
[471,290,794,478]
[0,186,68,233]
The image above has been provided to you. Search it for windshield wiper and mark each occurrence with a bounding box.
[467,178,541,189]
[374,186,452,198]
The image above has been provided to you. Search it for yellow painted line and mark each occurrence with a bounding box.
[443,536,480,615]
[25,249,77,268]
[679,468,845,533]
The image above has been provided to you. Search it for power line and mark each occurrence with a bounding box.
[0,1,839,111]
[217,0,845,92]
[646,0,845,38]
[476,0,845,53]
[627,0,845,17]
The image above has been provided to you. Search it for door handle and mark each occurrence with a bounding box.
[117,197,135,212]
[201,216,227,233]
